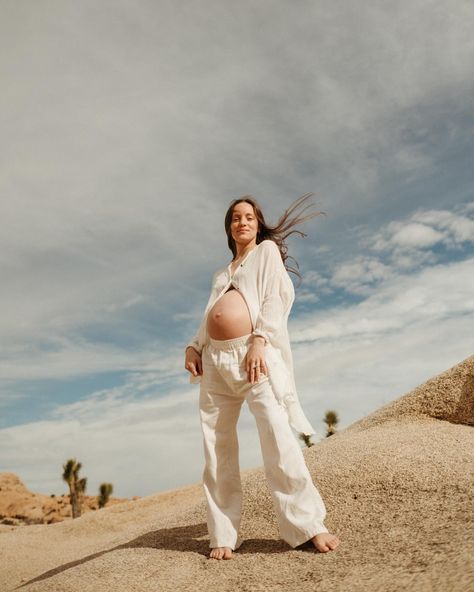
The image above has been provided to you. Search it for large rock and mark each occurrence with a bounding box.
[346,353,474,431]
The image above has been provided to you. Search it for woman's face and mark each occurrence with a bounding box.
[230,201,259,248]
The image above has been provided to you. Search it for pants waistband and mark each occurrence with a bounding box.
[208,333,253,351]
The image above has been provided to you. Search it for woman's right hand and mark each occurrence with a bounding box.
[185,346,203,377]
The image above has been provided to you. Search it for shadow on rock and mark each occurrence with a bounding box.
[16,522,291,589]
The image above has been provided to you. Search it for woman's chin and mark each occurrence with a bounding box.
[234,234,256,245]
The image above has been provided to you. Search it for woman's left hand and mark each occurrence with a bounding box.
[245,336,268,384]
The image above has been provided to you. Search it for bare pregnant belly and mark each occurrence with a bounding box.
[207,286,253,339]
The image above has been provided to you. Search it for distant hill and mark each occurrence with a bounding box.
[0,472,136,526]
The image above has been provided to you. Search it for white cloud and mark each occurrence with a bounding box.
[295,290,320,304]
[331,256,392,294]
[291,257,474,342]
[371,207,474,255]
[0,336,183,382]
[414,209,474,245]
[390,223,445,249]
[388,248,436,271]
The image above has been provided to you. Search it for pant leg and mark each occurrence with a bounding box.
[246,377,329,548]
[199,345,245,550]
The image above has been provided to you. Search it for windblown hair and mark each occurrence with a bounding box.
[224,193,326,286]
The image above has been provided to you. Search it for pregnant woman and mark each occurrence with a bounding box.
[184,194,340,560]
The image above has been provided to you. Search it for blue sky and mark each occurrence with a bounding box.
[0,0,473,499]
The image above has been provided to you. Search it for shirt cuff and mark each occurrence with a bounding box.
[186,342,202,355]
[251,330,269,344]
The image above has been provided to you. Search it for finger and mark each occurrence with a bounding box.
[248,362,256,383]
[250,365,258,384]
[254,366,260,383]
[196,359,203,375]
[188,362,197,376]
[246,357,253,374]
[246,358,254,379]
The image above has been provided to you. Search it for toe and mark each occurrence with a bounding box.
[223,547,233,559]
[326,536,340,551]
[311,533,340,553]
[330,536,340,548]
[210,547,232,560]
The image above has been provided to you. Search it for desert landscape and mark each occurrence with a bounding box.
[1,354,472,592]
[0,473,137,527]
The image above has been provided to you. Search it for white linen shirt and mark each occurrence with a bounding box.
[186,239,316,437]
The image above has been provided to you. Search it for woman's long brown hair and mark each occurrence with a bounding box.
[224,193,326,286]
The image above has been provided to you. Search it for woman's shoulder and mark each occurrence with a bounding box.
[258,239,278,248]
[257,239,280,254]
[257,239,284,263]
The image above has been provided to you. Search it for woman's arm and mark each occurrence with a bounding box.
[251,240,286,345]
[185,269,220,355]
[246,240,286,383]
[185,270,221,378]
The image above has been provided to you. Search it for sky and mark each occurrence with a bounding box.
[0,0,473,499]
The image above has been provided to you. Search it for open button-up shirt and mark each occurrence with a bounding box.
[186,239,316,436]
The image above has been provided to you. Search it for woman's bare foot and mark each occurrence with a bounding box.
[209,546,233,560]
[311,532,340,552]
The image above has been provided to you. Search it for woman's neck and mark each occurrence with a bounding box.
[234,240,257,260]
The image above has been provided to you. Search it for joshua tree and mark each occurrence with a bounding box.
[299,433,314,448]
[62,458,87,518]
[324,410,339,437]
[77,476,87,510]
[98,483,114,508]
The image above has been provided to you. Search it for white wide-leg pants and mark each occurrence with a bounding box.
[198,333,328,550]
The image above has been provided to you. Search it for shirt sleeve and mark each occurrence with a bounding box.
[185,270,220,355]
[252,240,287,345]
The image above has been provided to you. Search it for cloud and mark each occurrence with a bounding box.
[291,257,474,342]
[388,223,445,249]
[371,207,474,254]
[330,256,392,295]
[0,336,184,382]
[414,209,474,246]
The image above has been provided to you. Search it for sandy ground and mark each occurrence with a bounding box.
[1,354,473,592]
